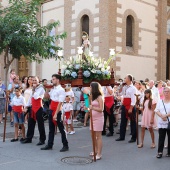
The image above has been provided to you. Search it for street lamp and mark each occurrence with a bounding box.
[109,49,116,60]
[57,50,63,75]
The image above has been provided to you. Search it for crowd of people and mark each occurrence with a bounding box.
[0,69,170,160]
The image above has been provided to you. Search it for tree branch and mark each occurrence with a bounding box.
[4,46,9,69]
[8,57,15,66]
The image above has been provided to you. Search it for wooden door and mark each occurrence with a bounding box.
[18,56,28,79]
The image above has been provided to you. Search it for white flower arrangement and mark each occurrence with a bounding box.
[62,50,118,83]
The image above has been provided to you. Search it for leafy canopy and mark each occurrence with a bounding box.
[0,0,66,63]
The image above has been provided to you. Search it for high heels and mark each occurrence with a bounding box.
[138,143,143,148]
[92,155,102,161]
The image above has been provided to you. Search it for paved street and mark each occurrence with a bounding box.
[0,120,169,170]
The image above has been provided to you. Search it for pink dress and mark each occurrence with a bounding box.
[90,100,104,131]
[141,99,157,128]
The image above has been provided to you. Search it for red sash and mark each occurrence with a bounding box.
[123,98,131,119]
[65,111,71,119]
[104,96,114,114]
[50,100,59,126]
[31,98,42,121]
[13,105,23,118]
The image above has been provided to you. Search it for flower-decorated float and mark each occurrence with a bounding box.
[59,48,117,87]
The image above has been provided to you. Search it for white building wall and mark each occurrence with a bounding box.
[116,54,157,80]
[41,0,64,80]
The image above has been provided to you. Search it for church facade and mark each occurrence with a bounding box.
[0,0,169,82]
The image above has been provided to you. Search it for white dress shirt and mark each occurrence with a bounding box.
[32,85,45,100]
[122,84,137,106]
[102,86,113,97]
[26,84,45,106]
[151,86,160,103]
[11,95,26,107]
[49,85,66,102]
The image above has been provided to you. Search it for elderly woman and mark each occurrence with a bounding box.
[155,86,170,158]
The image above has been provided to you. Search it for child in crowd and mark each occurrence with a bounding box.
[9,69,16,83]
[65,84,75,102]
[10,87,26,142]
[138,89,157,148]
[63,96,75,135]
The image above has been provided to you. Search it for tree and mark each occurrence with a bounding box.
[0,0,66,86]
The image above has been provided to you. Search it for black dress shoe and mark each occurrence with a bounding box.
[102,131,106,136]
[60,146,69,152]
[128,139,136,143]
[37,141,45,146]
[11,138,18,142]
[106,132,113,137]
[156,153,162,158]
[41,145,52,150]
[166,154,170,157]
[21,138,32,144]
[116,137,124,141]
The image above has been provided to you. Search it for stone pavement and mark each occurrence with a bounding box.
[0,120,169,170]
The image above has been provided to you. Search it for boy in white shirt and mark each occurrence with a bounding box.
[63,96,75,135]
[10,87,26,142]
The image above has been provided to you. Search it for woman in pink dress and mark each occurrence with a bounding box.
[157,80,164,100]
[138,89,157,148]
[88,82,104,160]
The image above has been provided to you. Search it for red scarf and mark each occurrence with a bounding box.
[50,101,59,125]
[31,98,42,121]
[13,105,23,118]
[104,96,114,114]
[123,98,131,119]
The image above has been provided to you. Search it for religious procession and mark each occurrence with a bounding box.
[0,0,170,170]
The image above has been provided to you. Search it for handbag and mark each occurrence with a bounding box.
[42,102,50,121]
[162,100,170,130]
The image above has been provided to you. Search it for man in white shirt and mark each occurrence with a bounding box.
[21,76,46,145]
[102,86,115,136]
[41,74,69,152]
[149,80,160,103]
[116,74,137,143]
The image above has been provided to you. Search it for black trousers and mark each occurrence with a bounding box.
[158,128,170,154]
[120,105,136,140]
[103,105,114,134]
[48,110,68,148]
[26,107,46,142]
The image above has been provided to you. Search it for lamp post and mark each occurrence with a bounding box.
[77,47,83,79]
[109,49,116,60]
[57,50,63,75]
[109,49,116,79]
